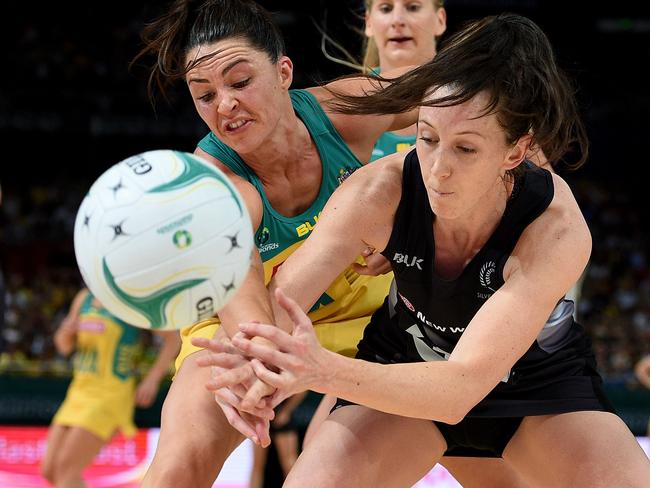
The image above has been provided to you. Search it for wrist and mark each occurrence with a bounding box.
[144,371,164,384]
[314,349,341,394]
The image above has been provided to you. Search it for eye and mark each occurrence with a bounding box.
[457,146,476,154]
[419,136,438,145]
[197,92,215,103]
[231,78,251,89]
[378,4,392,14]
[406,3,422,12]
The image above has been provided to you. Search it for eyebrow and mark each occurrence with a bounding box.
[188,59,250,84]
[418,119,486,139]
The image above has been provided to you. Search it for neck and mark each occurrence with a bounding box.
[434,179,510,255]
[380,49,437,74]
[238,103,313,182]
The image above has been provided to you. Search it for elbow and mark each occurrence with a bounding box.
[430,395,472,425]
[53,337,73,357]
[440,405,469,425]
[438,375,485,425]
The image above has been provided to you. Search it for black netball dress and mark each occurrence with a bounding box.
[340,149,614,457]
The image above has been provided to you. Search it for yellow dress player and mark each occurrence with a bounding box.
[41,288,180,488]
[177,92,394,367]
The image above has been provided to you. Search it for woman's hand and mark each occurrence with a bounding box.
[134,375,161,408]
[226,288,332,405]
[193,336,275,446]
[352,246,392,276]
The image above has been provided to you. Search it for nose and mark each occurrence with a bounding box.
[217,92,238,116]
[430,150,451,180]
[390,5,406,27]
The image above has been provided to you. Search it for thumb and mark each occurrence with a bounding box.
[362,246,375,257]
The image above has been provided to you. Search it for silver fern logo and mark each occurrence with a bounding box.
[479,261,496,292]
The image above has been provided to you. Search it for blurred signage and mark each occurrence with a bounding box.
[0,426,648,487]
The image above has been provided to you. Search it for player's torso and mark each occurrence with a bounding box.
[201,90,393,324]
[73,296,141,385]
[383,151,571,365]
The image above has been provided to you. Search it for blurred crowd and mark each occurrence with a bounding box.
[0,182,166,377]
[0,178,648,384]
[572,181,650,383]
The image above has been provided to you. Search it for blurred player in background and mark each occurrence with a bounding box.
[41,288,179,488]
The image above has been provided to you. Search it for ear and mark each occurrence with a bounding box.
[435,7,447,36]
[365,11,374,38]
[504,133,532,171]
[278,56,293,90]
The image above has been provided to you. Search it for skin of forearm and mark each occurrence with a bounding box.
[316,351,485,424]
[218,264,274,339]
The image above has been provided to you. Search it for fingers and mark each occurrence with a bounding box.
[196,351,243,369]
[205,365,254,391]
[240,379,276,413]
[230,335,294,372]
[216,397,260,442]
[250,358,287,389]
[274,288,313,332]
[362,246,375,257]
[236,322,293,350]
[353,253,392,276]
[214,387,275,420]
[220,400,270,447]
[192,336,238,354]
[269,387,291,409]
[254,419,271,448]
[136,393,154,408]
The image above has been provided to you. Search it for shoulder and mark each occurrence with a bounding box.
[342,151,404,205]
[507,172,591,295]
[543,173,591,252]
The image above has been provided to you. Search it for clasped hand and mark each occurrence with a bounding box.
[192,288,329,446]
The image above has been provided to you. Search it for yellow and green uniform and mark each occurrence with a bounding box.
[52,293,141,440]
[370,131,416,162]
[177,89,392,367]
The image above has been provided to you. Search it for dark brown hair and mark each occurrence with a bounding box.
[332,13,588,168]
[132,0,285,102]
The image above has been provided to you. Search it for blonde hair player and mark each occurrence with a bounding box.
[364,0,446,161]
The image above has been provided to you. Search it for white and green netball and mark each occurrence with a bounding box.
[73,150,253,330]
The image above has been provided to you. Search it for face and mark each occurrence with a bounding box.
[365,0,446,69]
[185,38,293,155]
[416,89,528,220]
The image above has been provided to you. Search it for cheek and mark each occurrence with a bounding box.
[371,18,390,37]
[416,20,438,40]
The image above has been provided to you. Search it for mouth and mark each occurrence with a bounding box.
[388,37,414,45]
[223,119,251,133]
[432,189,453,197]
